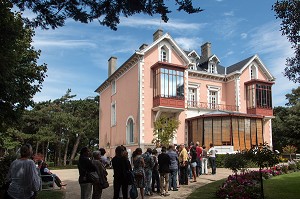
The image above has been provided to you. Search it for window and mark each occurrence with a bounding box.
[209,91,217,109]
[209,63,217,74]
[188,88,197,107]
[160,46,169,62]
[250,65,257,79]
[246,83,272,109]
[112,80,116,95]
[111,102,116,126]
[126,117,134,143]
[256,84,272,108]
[153,68,184,99]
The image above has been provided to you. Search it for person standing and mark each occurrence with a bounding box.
[151,149,160,194]
[92,151,108,199]
[6,144,40,199]
[201,145,208,175]
[178,144,188,185]
[158,146,171,197]
[189,146,197,182]
[167,145,178,191]
[195,141,203,176]
[142,148,154,196]
[78,147,97,199]
[111,146,129,199]
[208,143,217,175]
[132,148,145,199]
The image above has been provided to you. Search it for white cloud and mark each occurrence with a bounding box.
[241,33,247,39]
[213,18,245,39]
[119,17,207,31]
[174,37,203,51]
[33,39,97,48]
[246,21,297,106]
[224,11,234,16]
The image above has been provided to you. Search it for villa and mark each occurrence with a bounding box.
[95,29,275,156]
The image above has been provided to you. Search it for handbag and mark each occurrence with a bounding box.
[130,184,138,199]
[100,181,109,189]
[87,171,99,183]
[127,171,135,185]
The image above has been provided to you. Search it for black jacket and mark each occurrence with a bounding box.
[78,155,97,184]
[158,152,171,173]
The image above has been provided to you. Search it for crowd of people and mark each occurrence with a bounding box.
[4,142,217,199]
[76,142,217,199]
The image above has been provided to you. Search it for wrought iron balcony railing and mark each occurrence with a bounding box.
[187,101,239,112]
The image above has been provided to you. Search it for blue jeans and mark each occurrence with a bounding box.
[169,169,178,190]
[196,158,202,176]
[209,157,216,174]
[80,183,92,199]
[144,169,152,194]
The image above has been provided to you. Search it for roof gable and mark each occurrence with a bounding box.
[227,55,274,80]
[139,33,191,65]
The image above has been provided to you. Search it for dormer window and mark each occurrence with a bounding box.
[209,63,216,74]
[250,65,257,79]
[160,46,169,62]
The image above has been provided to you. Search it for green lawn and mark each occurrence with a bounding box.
[187,172,300,199]
[187,179,226,199]
[264,171,300,199]
[36,190,64,199]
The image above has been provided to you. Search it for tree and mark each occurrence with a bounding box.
[0,0,47,133]
[272,86,300,151]
[273,0,300,83]
[10,0,203,30]
[285,86,300,106]
[153,115,180,147]
[282,145,297,160]
[245,143,279,199]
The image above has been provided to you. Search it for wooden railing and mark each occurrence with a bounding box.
[187,101,238,111]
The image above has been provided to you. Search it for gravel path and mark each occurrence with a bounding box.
[53,168,233,199]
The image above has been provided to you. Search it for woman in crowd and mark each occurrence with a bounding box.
[189,145,197,182]
[92,151,108,199]
[132,148,145,199]
[111,146,129,199]
[208,143,217,175]
[201,145,208,175]
[6,144,40,199]
[78,147,97,199]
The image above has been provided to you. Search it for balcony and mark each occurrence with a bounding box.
[187,101,238,112]
[153,96,185,109]
[247,107,273,116]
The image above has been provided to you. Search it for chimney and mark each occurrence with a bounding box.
[201,42,211,59]
[153,29,163,41]
[108,56,117,77]
[139,43,148,51]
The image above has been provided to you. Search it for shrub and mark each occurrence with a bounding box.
[0,153,17,189]
[288,161,297,171]
[216,154,226,167]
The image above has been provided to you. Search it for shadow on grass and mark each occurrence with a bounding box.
[187,178,226,199]
[37,189,64,199]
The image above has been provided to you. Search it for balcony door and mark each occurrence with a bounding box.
[209,91,217,109]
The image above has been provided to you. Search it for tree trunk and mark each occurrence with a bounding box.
[45,141,49,162]
[69,134,81,165]
[63,138,69,166]
[35,141,39,155]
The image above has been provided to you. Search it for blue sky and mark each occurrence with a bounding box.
[29,0,298,106]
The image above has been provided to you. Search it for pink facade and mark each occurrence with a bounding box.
[96,30,276,156]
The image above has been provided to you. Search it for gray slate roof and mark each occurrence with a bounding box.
[226,55,255,74]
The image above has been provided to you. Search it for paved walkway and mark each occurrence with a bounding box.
[54,168,233,199]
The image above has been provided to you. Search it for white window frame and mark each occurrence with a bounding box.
[250,64,258,79]
[111,101,116,126]
[126,116,134,144]
[112,79,116,95]
[207,85,221,109]
[159,43,171,63]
